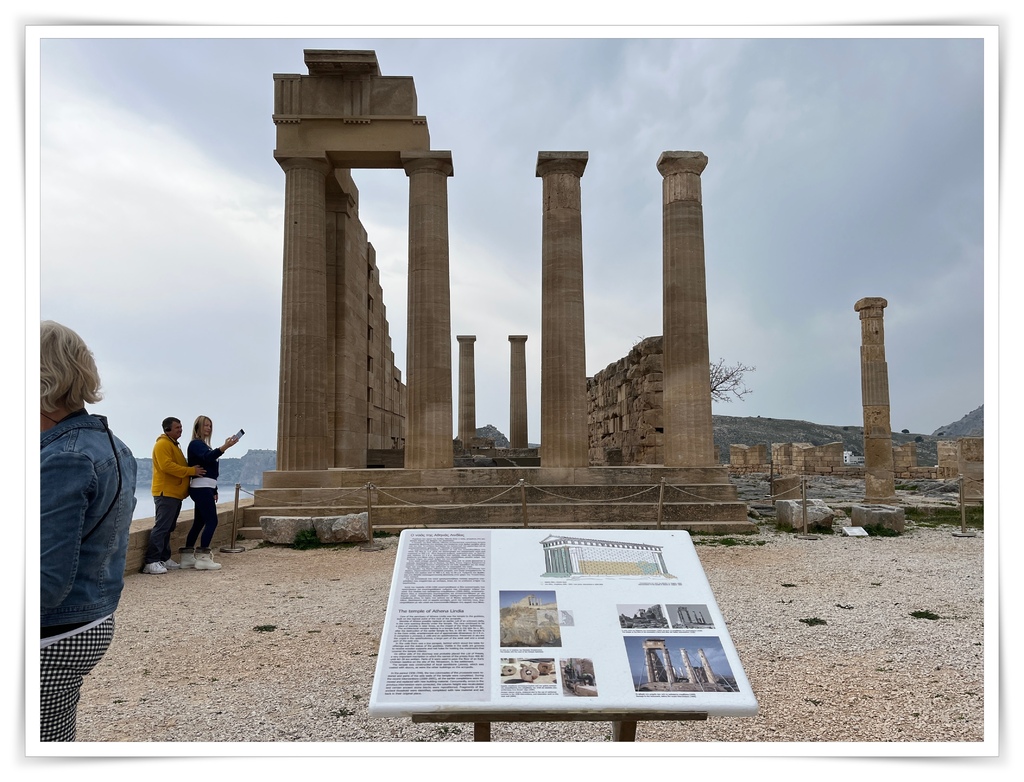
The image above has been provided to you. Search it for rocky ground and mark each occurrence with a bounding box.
[64,476,991,756]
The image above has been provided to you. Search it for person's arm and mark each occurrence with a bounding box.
[40,450,95,609]
[188,439,223,470]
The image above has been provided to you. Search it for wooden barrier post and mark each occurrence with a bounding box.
[219,483,245,553]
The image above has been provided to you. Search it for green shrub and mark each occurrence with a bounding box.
[292,528,322,549]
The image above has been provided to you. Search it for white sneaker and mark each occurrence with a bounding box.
[161,559,181,570]
[142,562,168,575]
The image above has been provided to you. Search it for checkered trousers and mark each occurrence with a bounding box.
[39,615,115,741]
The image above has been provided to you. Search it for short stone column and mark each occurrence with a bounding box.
[275,156,332,471]
[855,296,896,501]
[402,151,455,469]
[536,152,590,468]
[456,335,477,449]
[658,151,716,467]
[508,335,529,449]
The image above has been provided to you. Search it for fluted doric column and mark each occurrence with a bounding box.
[402,151,454,469]
[536,152,589,468]
[658,151,716,467]
[457,335,477,449]
[855,296,896,501]
[276,156,332,471]
[508,335,529,449]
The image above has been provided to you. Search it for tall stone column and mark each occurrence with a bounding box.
[658,151,716,467]
[536,151,589,468]
[855,297,896,501]
[402,151,454,469]
[508,335,529,449]
[456,335,477,449]
[275,156,331,471]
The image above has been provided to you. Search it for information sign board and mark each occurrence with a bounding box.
[369,529,759,719]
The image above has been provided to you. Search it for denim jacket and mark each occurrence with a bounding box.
[40,411,138,628]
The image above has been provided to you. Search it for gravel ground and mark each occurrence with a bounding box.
[71,512,988,750]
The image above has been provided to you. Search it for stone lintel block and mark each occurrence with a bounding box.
[775,498,835,529]
[260,514,370,544]
[313,512,370,543]
[260,515,314,545]
[851,504,905,533]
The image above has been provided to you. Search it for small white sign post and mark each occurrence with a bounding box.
[369,528,759,741]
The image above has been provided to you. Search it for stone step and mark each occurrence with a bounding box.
[240,499,752,533]
[260,465,738,490]
[250,482,740,507]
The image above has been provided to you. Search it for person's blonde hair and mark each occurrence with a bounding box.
[40,320,103,413]
[192,415,213,445]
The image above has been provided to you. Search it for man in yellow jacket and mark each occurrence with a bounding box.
[142,417,206,575]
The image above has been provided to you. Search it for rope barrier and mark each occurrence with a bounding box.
[237,472,983,526]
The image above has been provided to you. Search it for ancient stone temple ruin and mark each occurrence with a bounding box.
[244,49,753,536]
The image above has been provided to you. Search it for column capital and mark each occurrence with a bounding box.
[401,150,454,177]
[536,151,588,178]
[457,334,477,344]
[855,296,888,316]
[508,334,529,343]
[657,151,708,177]
[275,155,332,176]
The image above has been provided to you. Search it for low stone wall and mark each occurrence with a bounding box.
[124,498,254,575]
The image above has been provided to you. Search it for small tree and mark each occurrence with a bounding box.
[709,358,755,403]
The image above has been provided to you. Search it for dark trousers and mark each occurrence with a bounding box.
[186,486,219,549]
[145,495,182,564]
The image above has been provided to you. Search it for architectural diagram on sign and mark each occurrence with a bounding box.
[540,535,675,578]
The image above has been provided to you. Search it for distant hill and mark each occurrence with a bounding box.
[134,449,276,490]
[931,405,984,438]
[711,415,944,465]
[135,410,981,487]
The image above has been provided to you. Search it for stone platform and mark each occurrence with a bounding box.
[241,466,756,536]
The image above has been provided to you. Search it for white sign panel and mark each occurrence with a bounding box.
[369,529,758,718]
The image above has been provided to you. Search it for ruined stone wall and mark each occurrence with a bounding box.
[958,437,984,500]
[329,170,405,463]
[587,337,664,466]
[892,442,917,474]
[366,242,406,452]
[771,442,846,475]
[730,444,768,473]
[937,440,959,478]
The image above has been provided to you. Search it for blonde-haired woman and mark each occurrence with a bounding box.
[182,416,238,570]
[40,320,137,740]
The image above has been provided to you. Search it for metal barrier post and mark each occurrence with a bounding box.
[361,482,383,551]
[656,478,666,529]
[953,473,978,538]
[519,479,529,528]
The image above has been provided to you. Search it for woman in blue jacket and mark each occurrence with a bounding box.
[40,321,137,741]
[183,416,238,570]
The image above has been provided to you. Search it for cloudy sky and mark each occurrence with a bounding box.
[28,25,993,462]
